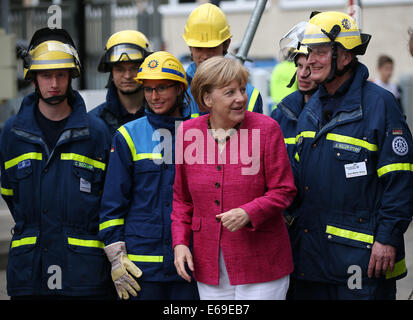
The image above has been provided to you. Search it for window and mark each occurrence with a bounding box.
[159,0,262,16]
[279,0,413,10]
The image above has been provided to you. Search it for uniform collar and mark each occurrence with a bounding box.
[278,91,306,121]
[146,104,191,133]
[14,90,89,135]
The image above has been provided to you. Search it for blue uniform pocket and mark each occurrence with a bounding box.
[64,233,111,290]
[7,231,39,287]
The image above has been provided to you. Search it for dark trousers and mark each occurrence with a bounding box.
[288,278,396,300]
[130,280,200,300]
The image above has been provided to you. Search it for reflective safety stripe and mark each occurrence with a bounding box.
[128,254,164,263]
[1,187,13,196]
[377,163,413,178]
[248,88,259,111]
[326,133,378,152]
[118,126,138,161]
[303,31,361,40]
[5,152,43,170]
[11,236,37,248]
[294,152,300,163]
[118,126,163,162]
[60,153,106,171]
[386,258,407,279]
[31,58,76,65]
[99,218,125,231]
[284,137,296,145]
[296,131,316,140]
[326,225,374,244]
[191,113,200,118]
[67,237,104,248]
[136,153,162,161]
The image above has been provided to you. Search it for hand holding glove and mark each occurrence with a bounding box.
[104,241,142,299]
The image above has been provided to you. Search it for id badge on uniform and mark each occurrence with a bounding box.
[344,162,367,178]
[80,177,91,193]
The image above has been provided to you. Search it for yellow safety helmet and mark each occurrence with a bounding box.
[24,28,81,80]
[302,11,370,55]
[183,3,231,48]
[134,51,188,90]
[98,30,152,72]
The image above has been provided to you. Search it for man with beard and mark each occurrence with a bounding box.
[90,30,152,136]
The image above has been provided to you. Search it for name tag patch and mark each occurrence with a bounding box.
[344,161,367,178]
[17,159,31,169]
[80,177,91,193]
[333,142,361,153]
[74,161,94,171]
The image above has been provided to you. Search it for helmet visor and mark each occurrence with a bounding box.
[107,44,147,63]
[279,21,307,61]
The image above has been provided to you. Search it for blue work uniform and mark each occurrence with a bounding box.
[89,82,145,137]
[271,90,305,164]
[98,105,199,300]
[290,62,413,299]
[185,62,263,118]
[0,91,114,297]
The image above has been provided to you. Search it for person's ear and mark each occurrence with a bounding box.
[202,91,213,110]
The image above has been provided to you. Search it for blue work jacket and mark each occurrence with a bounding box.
[185,62,263,118]
[291,62,413,286]
[0,91,113,297]
[89,82,145,137]
[271,90,305,164]
[99,106,191,282]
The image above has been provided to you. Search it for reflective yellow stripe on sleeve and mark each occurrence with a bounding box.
[385,258,407,279]
[136,153,162,161]
[296,131,316,140]
[326,133,378,152]
[284,137,296,145]
[377,163,413,178]
[11,236,37,248]
[326,225,374,244]
[5,152,43,170]
[1,187,13,196]
[99,218,125,231]
[191,113,200,118]
[294,152,300,163]
[60,153,106,171]
[67,237,104,248]
[128,254,164,263]
[247,88,259,112]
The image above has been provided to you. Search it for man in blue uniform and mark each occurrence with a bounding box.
[271,21,318,163]
[182,3,263,118]
[0,28,114,299]
[290,11,413,300]
[89,30,152,136]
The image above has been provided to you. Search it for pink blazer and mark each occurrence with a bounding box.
[171,111,296,285]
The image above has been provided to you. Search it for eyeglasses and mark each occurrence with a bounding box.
[143,84,177,95]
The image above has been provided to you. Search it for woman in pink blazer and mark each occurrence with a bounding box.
[171,57,297,300]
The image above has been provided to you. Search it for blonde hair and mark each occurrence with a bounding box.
[191,56,249,112]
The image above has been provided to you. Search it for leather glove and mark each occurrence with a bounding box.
[104,241,142,300]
